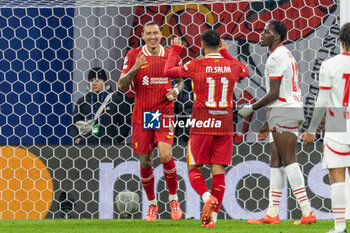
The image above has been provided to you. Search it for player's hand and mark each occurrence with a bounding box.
[166,88,179,100]
[257,122,269,140]
[219,39,227,50]
[238,105,254,118]
[171,37,184,48]
[75,138,81,145]
[300,131,316,145]
[133,52,147,71]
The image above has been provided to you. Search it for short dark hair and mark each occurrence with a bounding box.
[88,67,107,82]
[340,22,350,51]
[269,20,287,42]
[201,29,220,48]
[143,21,161,32]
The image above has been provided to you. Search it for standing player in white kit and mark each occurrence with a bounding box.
[239,20,316,225]
[302,22,350,233]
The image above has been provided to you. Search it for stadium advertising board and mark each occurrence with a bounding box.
[0,144,334,220]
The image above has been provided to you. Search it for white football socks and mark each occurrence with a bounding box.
[169,194,178,202]
[267,167,285,217]
[212,212,218,223]
[202,191,211,203]
[331,182,346,232]
[285,163,311,216]
[149,199,157,206]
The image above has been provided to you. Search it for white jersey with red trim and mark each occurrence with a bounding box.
[319,52,350,144]
[265,44,303,108]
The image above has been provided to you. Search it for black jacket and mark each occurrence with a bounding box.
[71,88,132,145]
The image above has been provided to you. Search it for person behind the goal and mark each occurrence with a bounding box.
[118,21,184,221]
[165,30,249,228]
[238,20,316,225]
[301,23,350,233]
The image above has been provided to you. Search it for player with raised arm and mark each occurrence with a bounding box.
[239,20,316,225]
[301,23,350,233]
[164,30,249,228]
[118,21,184,221]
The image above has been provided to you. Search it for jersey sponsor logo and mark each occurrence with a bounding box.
[205,66,232,73]
[142,76,168,85]
[267,65,277,74]
[142,76,149,85]
[150,77,168,84]
[143,110,161,129]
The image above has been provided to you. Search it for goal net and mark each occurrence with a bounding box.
[0,0,343,220]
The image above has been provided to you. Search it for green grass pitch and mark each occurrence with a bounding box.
[1,219,348,233]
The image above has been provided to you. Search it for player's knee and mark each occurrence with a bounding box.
[329,168,346,184]
[211,164,225,175]
[139,154,152,168]
[188,165,202,171]
[159,151,172,163]
[270,159,282,168]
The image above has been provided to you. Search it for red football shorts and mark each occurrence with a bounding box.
[132,123,174,154]
[187,134,233,166]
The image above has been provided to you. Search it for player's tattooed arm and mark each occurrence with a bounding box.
[174,78,184,93]
[118,52,147,91]
[166,78,184,101]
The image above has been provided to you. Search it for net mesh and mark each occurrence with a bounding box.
[0,0,340,220]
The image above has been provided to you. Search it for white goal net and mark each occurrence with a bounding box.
[0,0,344,220]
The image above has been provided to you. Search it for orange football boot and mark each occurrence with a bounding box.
[247,214,281,224]
[293,211,316,225]
[201,195,218,224]
[169,200,182,221]
[145,205,158,221]
[202,220,216,228]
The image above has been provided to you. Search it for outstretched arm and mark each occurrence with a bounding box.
[164,38,185,78]
[219,40,249,79]
[219,40,235,60]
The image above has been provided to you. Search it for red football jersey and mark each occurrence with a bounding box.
[165,46,249,135]
[121,45,176,125]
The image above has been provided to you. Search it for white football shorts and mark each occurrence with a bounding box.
[323,137,350,169]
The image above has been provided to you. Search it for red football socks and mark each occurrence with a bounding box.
[211,173,225,213]
[189,169,209,196]
[161,157,178,195]
[140,165,155,201]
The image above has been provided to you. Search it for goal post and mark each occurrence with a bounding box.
[0,0,345,220]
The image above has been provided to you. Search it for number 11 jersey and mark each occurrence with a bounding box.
[166,47,248,136]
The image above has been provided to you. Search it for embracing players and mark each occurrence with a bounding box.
[165,29,249,228]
